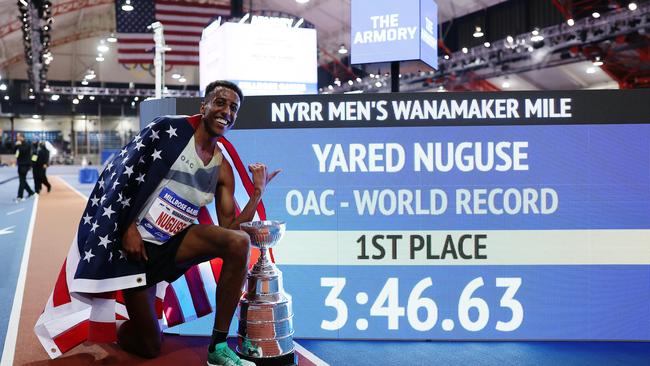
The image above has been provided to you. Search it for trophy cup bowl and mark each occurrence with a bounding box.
[237,220,296,365]
[240,220,286,250]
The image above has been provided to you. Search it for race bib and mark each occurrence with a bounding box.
[139,187,200,243]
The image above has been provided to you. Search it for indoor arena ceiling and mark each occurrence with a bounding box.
[0,0,621,90]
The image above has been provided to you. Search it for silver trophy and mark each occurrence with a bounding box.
[237,220,296,365]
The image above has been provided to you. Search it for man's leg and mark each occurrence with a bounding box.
[33,167,42,193]
[175,225,250,334]
[117,286,162,358]
[42,167,52,192]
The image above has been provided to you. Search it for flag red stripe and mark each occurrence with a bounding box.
[157,0,230,9]
[184,266,212,317]
[53,320,89,354]
[53,260,71,306]
[155,297,164,318]
[118,49,198,56]
[219,137,267,265]
[118,59,200,66]
[198,207,214,225]
[88,320,117,343]
[115,290,125,305]
[117,49,153,54]
[165,30,203,36]
[219,137,267,220]
[156,9,221,17]
[163,285,185,327]
[209,258,223,284]
[158,19,212,27]
[118,38,197,46]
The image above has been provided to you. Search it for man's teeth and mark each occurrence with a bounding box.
[216,118,228,126]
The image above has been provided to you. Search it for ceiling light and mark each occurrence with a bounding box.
[347,80,354,86]
[29,94,35,99]
[506,35,514,44]
[3,96,8,100]
[107,33,117,43]
[296,0,310,3]
[171,73,181,79]
[484,42,491,48]
[437,85,445,92]
[586,67,596,74]
[51,94,60,101]
[85,74,96,80]
[32,114,39,119]
[97,41,109,53]
[628,2,637,11]
[0,84,6,91]
[356,77,362,83]
[473,26,484,38]
[338,44,348,54]
[96,54,104,62]
[178,77,186,83]
[592,12,600,18]
[43,85,51,92]
[73,98,79,104]
[502,81,510,88]
[461,47,468,54]
[567,18,575,26]
[121,0,134,12]
[375,81,382,87]
[89,96,95,100]
[593,57,604,66]
[81,80,89,85]
[443,54,450,60]
[78,95,85,100]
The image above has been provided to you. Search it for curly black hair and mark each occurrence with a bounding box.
[203,80,244,103]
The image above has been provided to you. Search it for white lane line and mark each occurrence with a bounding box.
[0,226,16,236]
[0,195,39,366]
[293,341,330,366]
[55,176,89,200]
[6,208,25,216]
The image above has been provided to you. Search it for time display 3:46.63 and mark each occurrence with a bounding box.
[320,277,523,333]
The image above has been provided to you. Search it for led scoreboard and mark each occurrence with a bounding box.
[172,90,650,340]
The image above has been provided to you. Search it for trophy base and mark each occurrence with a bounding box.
[237,351,297,366]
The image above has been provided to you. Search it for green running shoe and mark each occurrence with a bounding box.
[207,342,256,366]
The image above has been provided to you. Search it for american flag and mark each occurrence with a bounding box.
[116,0,231,65]
[34,115,268,358]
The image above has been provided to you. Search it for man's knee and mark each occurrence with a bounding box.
[227,231,251,261]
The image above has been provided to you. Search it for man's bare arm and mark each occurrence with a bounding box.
[215,159,279,229]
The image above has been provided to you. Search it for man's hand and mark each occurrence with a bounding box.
[248,163,281,196]
[122,222,148,262]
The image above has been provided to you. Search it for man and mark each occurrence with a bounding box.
[35,80,278,365]
[32,140,52,193]
[14,133,35,201]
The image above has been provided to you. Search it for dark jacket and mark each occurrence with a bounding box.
[15,142,32,166]
[34,145,50,167]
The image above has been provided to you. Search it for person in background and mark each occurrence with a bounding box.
[32,140,52,193]
[14,133,35,202]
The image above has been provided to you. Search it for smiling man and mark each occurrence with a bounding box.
[35,80,279,366]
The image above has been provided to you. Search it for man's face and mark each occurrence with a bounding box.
[200,87,240,137]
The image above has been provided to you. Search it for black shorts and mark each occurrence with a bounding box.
[141,224,194,288]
